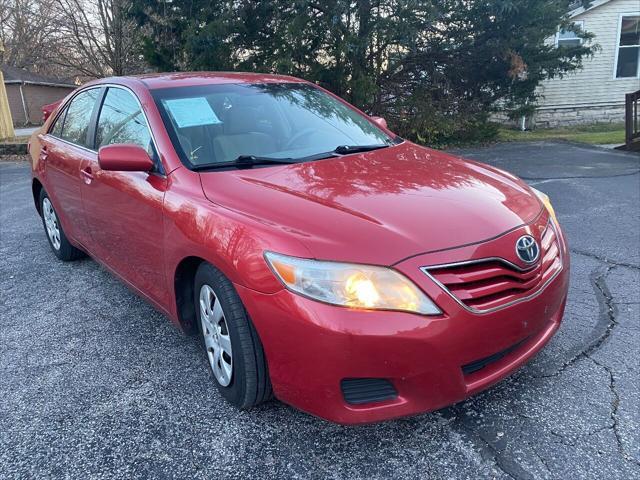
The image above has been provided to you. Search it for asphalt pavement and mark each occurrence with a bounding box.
[1,141,638,479]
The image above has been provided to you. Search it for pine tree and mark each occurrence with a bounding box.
[130,0,594,145]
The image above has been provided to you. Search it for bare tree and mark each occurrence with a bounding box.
[53,0,146,78]
[1,0,147,79]
[0,0,66,75]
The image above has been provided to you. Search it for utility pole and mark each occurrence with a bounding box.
[0,40,16,140]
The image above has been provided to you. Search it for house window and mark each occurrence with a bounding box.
[615,15,640,78]
[557,21,584,48]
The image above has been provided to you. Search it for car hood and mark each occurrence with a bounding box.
[198,141,542,265]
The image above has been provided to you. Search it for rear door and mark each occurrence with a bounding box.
[40,87,103,248]
[81,86,169,305]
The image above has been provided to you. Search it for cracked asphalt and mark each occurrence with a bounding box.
[1,141,639,479]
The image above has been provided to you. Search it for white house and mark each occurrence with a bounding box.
[534,0,639,127]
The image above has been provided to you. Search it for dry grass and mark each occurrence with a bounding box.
[0,154,30,162]
[498,123,625,145]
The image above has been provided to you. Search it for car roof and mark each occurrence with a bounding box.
[98,72,310,90]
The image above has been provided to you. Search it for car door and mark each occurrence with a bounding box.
[40,88,102,248]
[81,86,169,305]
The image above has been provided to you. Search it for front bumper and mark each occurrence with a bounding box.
[238,220,570,424]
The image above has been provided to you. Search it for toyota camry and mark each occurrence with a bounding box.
[29,72,569,424]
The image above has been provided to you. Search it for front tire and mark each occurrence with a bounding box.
[39,189,84,261]
[194,262,272,408]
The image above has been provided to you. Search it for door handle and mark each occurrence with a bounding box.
[39,146,48,161]
[81,167,93,184]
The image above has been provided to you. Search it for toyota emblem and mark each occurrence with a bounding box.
[515,235,540,263]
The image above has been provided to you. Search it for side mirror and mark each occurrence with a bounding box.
[98,144,154,172]
[370,116,388,130]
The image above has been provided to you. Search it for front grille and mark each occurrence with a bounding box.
[423,223,562,313]
[341,378,398,405]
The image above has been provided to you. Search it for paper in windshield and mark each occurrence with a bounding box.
[164,97,221,128]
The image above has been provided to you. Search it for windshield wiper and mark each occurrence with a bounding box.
[333,144,390,154]
[191,144,390,171]
[191,155,299,171]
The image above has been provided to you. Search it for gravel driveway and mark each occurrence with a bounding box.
[1,141,638,479]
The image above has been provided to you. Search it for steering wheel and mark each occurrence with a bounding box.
[283,128,317,150]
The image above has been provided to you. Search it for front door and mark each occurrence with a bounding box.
[80,87,169,306]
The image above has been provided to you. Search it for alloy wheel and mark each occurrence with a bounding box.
[199,284,233,386]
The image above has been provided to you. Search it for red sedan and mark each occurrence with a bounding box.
[29,73,569,424]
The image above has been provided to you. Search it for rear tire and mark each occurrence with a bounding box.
[194,262,272,408]
[39,189,84,261]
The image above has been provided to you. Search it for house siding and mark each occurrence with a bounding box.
[5,85,26,125]
[534,0,640,126]
[4,83,74,126]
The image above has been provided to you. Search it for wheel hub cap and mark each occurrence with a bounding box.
[42,198,61,250]
[199,284,233,386]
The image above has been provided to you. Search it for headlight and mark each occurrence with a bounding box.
[264,252,441,315]
[531,187,557,224]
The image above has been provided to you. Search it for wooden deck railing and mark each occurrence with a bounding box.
[624,90,640,150]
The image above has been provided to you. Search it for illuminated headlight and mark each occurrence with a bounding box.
[531,187,558,224]
[264,252,441,315]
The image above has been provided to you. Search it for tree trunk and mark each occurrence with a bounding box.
[350,0,372,108]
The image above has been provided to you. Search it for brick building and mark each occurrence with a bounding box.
[1,65,76,126]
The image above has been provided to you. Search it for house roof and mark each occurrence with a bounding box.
[1,65,76,87]
[569,0,614,18]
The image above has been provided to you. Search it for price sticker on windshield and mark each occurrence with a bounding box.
[163,97,222,128]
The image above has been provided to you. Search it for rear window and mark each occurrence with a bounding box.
[50,109,65,137]
[57,88,101,148]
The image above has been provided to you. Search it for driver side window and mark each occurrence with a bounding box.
[96,88,158,165]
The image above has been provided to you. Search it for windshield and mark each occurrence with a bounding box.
[151,83,394,168]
